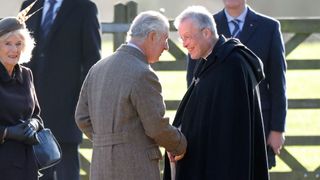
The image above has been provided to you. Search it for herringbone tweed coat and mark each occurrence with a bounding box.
[75,44,186,180]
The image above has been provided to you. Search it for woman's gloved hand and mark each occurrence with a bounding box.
[28,118,40,132]
[5,120,39,145]
[23,122,39,145]
[5,123,28,141]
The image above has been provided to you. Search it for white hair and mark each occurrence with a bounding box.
[174,6,218,38]
[126,11,169,41]
[0,28,35,64]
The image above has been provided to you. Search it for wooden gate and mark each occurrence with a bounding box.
[80,2,320,179]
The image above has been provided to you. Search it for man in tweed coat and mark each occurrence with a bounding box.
[75,11,187,180]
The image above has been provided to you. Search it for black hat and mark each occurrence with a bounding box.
[0,17,25,37]
[0,0,40,37]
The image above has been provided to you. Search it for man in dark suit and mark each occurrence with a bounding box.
[187,0,287,168]
[20,0,101,179]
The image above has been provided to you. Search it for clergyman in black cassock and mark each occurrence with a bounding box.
[163,6,269,180]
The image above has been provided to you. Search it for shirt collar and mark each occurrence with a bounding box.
[42,0,63,22]
[0,62,23,84]
[127,42,144,54]
[45,0,63,6]
[224,5,248,23]
[203,46,213,60]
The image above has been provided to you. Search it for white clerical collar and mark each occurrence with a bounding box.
[203,45,214,60]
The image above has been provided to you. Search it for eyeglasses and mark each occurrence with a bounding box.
[178,28,206,43]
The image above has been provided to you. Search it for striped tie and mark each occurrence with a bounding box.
[231,19,241,38]
[41,0,56,38]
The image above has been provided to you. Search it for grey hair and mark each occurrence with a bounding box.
[174,6,218,38]
[127,11,169,41]
[0,28,35,64]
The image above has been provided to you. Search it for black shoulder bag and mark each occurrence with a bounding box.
[33,128,62,170]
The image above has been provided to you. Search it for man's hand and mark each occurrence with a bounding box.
[167,152,185,162]
[267,131,285,155]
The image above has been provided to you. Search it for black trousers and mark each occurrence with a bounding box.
[40,143,80,180]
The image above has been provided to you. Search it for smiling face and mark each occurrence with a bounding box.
[0,32,24,72]
[178,18,212,59]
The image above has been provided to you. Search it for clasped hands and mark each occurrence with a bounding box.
[5,118,40,145]
[167,152,185,162]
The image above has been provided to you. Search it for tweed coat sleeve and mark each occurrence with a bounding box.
[75,69,93,140]
[130,68,187,156]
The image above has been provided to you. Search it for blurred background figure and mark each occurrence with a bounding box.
[20,0,101,179]
[0,16,43,180]
[187,0,287,168]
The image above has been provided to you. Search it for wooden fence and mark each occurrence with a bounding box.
[80,1,320,179]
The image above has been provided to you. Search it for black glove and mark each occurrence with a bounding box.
[6,122,39,145]
[23,119,40,145]
[6,123,29,141]
[28,118,40,132]
[23,125,39,145]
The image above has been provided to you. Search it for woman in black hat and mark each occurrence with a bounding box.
[0,16,44,179]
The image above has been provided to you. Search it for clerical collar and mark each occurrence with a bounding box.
[203,46,214,60]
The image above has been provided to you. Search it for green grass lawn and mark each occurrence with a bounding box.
[80,41,320,176]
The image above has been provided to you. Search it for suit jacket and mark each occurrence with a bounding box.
[21,0,101,143]
[75,44,187,180]
[187,7,287,136]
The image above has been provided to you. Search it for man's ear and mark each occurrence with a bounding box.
[147,31,157,42]
[202,28,212,39]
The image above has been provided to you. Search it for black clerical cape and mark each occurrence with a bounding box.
[164,35,269,180]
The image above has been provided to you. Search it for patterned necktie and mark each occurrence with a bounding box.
[231,19,241,37]
[41,0,56,37]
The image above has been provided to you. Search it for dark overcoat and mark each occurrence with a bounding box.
[187,7,287,166]
[165,36,269,180]
[0,64,43,180]
[21,0,101,143]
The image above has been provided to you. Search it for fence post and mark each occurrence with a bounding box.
[126,1,138,23]
[113,1,137,51]
[113,3,126,51]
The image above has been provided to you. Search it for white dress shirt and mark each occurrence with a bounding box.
[224,6,248,35]
[41,0,63,24]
